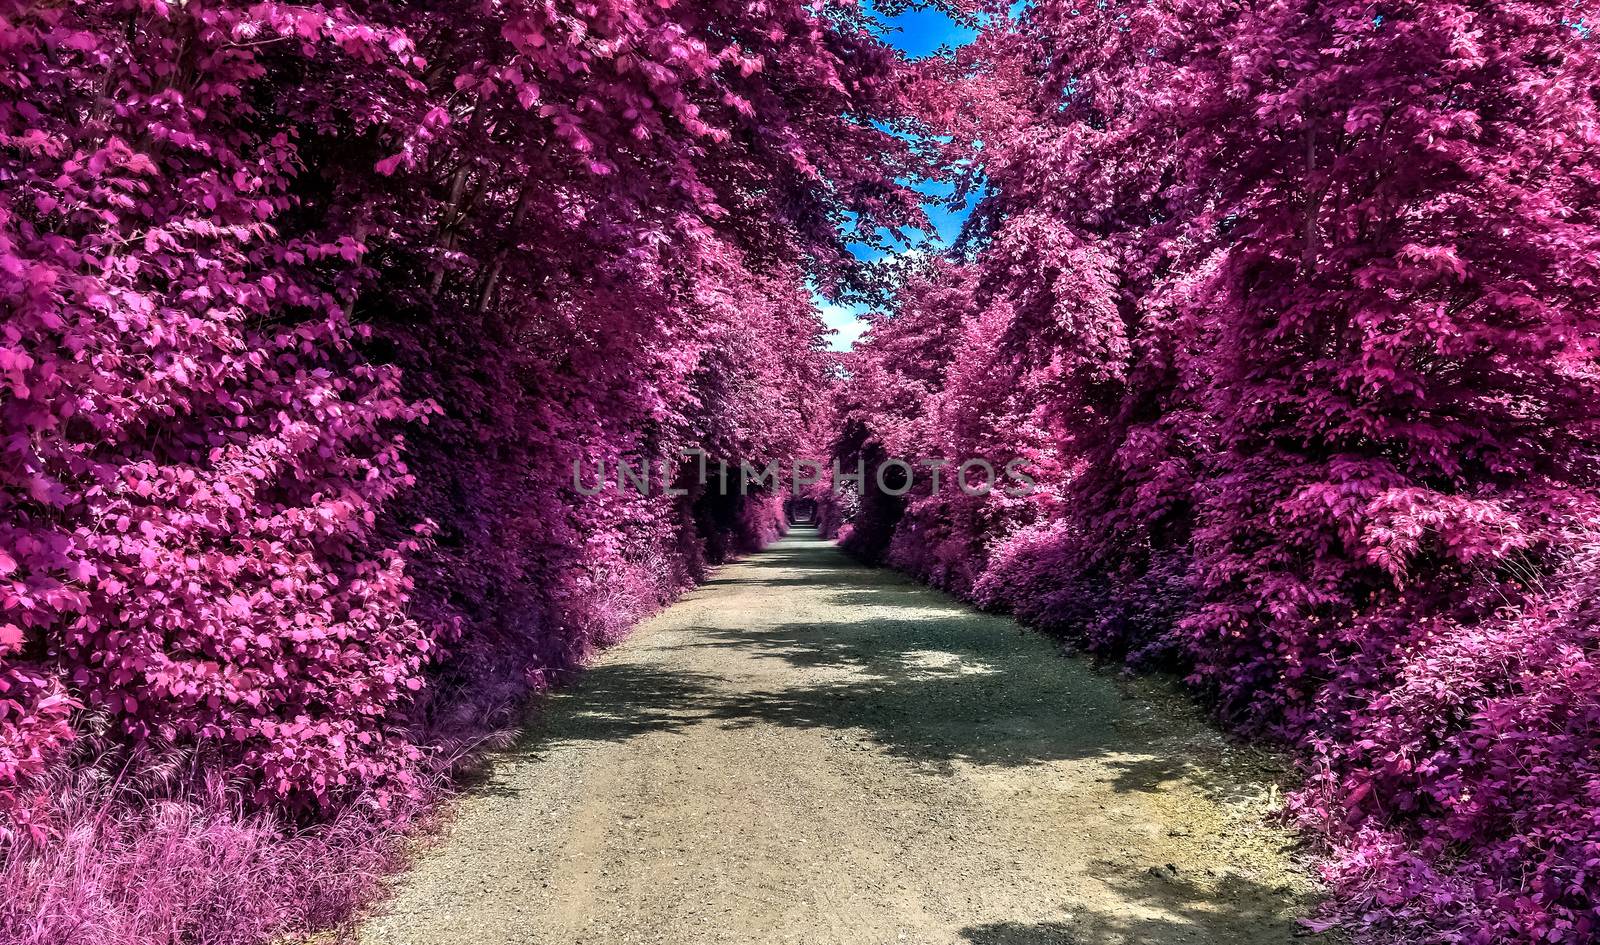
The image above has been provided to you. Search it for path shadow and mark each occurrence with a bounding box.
[458,663,732,798]
[507,664,730,755]
[701,576,851,588]
[687,645,1287,801]
[485,533,1295,806]
[961,861,1322,944]
[501,616,1286,811]
[451,533,1320,940]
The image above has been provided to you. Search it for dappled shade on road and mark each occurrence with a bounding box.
[363,530,1315,945]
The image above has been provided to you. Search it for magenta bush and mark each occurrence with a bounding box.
[1,0,431,818]
[1,0,924,939]
[834,2,1600,942]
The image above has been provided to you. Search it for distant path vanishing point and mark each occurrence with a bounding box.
[361,529,1317,945]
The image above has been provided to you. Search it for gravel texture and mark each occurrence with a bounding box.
[359,529,1319,945]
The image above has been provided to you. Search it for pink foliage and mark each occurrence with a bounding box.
[1,0,430,815]
[835,2,1600,941]
[0,752,423,945]
[1,0,922,938]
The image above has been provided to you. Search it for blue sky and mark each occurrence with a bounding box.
[873,4,979,57]
[818,5,977,351]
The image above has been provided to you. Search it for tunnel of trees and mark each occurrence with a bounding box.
[2,1,1598,942]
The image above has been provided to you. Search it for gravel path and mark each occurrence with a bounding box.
[360,529,1317,945]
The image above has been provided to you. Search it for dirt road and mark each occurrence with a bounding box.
[360,529,1316,945]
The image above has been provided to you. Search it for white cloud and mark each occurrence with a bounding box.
[817,300,870,351]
